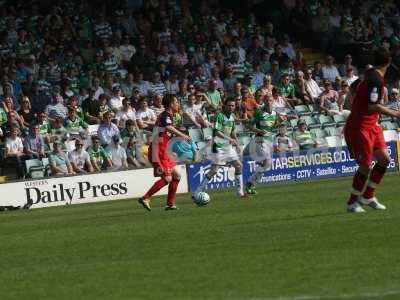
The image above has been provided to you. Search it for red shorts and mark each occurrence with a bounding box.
[148,144,176,177]
[344,125,386,166]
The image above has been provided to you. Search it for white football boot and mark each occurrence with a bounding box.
[347,201,366,213]
[358,196,386,210]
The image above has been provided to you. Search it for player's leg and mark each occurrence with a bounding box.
[246,159,271,194]
[165,166,181,210]
[232,160,246,197]
[138,164,169,211]
[359,148,390,210]
[344,129,371,213]
[194,164,219,195]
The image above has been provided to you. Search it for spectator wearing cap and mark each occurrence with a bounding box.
[343,67,359,86]
[293,119,318,150]
[98,111,120,147]
[86,135,112,172]
[106,135,128,171]
[273,123,293,152]
[68,138,93,174]
[136,98,156,130]
[49,138,74,176]
[109,86,124,112]
[339,54,358,77]
[322,55,340,83]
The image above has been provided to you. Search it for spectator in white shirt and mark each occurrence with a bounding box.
[322,55,340,83]
[115,98,137,128]
[136,98,156,130]
[150,93,164,117]
[98,111,120,147]
[343,67,359,86]
[92,77,105,100]
[108,86,124,112]
[183,94,210,128]
[119,35,136,68]
[4,126,28,178]
[304,69,322,102]
[106,135,128,171]
[68,139,93,173]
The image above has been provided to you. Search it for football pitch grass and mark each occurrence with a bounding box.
[1,174,400,300]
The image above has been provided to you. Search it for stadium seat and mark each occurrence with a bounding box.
[332,114,347,126]
[325,136,342,147]
[380,121,398,130]
[304,116,320,128]
[294,105,311,116]
[383,130,399,141]
[188,128,203,142]
[318,115,335,128]
[42,158,51,176]
[325,127,342,136]
[380,115,393,123]
[310,128,327,138]
[202,127,213,141]
[25,159,45,179]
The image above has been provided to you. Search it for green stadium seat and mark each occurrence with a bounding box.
[380,121,398,131]
[310,128,327,138]
[325,136,342,147]
[202,127,213,141]
[304,116,320,128]
[294,105,311,116]
[318,115,335,128]
[25,159,45,179]
[332,114,347,126]
[325,127,342,136]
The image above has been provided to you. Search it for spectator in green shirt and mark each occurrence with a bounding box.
[278,74,300,107]
[86,135,113,172]
[205,79,222,110]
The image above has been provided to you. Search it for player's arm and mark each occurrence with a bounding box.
[165,125,191,142]
[366,71,400,118]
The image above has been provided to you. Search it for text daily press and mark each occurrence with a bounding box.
[25,181,128,205]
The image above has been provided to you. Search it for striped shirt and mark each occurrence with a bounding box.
[94,22,112,39]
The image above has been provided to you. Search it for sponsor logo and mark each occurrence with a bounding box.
[25,181,128,205]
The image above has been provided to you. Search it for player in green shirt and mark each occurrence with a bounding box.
[245,95,280,195]
[194,98,246,198]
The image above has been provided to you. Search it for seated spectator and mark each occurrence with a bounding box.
[271,88,291,112]
[233,95,249,122]
[304,69,322,103]
[150,93,164,117]
[150,72,166,96]
[109,86,124,112]
[116,98,137,129]
[49,117,68,142]
[106,135,128,171]
[0,105,7,127]
[68,138,93,174]
[64,108,89,136]
[320,80,350,116]
[120,119,141,140]
[48,138,74,176]
[254,89,265,105]
[98,94,113,120]
[293,119,319,150]
[45,88,67,122]
[136,98,156,130]
[387,88,400,110]
[343,67,359,86]
[98,111,120,147]
[132,71,151,96]
[312,61,324,85]
[273,123,293,152]
[18,96,35,127]
[165,73,179,94]
[121,73,135,98]
[82,88,101,124]
[293,71,312,104]
[172,139,199,162]
[242,86,259,117]
[278,74,299,106]
[259,74,274,97]
[92,77,104,100]
[183,94,209,128]
[4,126,29,178]
[37,112,51,139]
[24,123,45,159]
[322,55,340,83]
[243,74,257,95]
[205,80,222,110]
[86,135,112,172]
[339,54,358,77]
[3,111,24,135]
[126,136,148,168]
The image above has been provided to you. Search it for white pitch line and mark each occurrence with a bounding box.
[233,289,400,300]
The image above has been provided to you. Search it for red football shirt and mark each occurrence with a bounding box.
[346,69,384,130]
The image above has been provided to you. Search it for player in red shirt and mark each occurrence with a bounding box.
[344,48,400,213]
[138,94,191,211]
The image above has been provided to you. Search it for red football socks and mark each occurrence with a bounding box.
[363,164,387,199]
[144,178,168,200]
[167,179,180,207]
[348,171,368,204]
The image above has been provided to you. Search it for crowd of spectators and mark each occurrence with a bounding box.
[0,0,400,179]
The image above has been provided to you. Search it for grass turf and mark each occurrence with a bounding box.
[1,173,400,300]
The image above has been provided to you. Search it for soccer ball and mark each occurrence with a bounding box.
[193,192,210,206]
